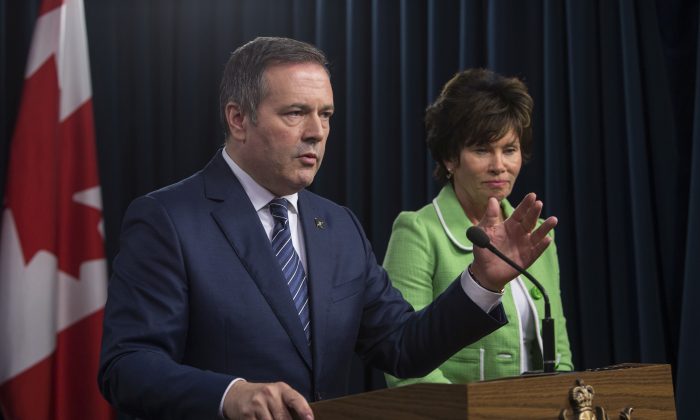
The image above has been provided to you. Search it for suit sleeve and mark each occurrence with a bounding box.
[342,208,507,379]
[98,196,233,420]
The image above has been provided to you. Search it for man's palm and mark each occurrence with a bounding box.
[470,193,557,291]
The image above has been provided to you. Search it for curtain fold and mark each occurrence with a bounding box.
[618,0,669,364]
[1,0,697,414]
[676,8,700,420]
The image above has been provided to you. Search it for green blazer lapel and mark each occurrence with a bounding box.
[433,184,516,252]
[432,184,473,251]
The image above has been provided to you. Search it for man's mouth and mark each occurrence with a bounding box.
[298,153,318,165]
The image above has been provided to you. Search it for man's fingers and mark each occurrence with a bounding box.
[270,404,293,420]
[249,384,278,420]
[507,193,536,225]
[478,197,504,227]
[280,383,313,420]
[530,216,558,245]
[223,381,309,420]
[521,199,544,233]
[532,233,554,258]
[504,193,541,234]
[471,193,558,287]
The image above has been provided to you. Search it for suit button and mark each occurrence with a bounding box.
[530,287,542,300]
[315,392,323,401]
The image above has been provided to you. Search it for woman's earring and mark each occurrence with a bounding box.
[446,167,453,179]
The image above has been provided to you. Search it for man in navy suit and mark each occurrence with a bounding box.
[98,37,557,420]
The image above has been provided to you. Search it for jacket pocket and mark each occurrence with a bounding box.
[331,276,364,302]
[446,347,485,382]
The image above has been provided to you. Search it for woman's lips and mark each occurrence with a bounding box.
[484,180,508,188]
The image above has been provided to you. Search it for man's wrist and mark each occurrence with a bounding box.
[220,378,246,419]
[468,264,504,294]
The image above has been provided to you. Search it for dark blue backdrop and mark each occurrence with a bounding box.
[2,0,699,418]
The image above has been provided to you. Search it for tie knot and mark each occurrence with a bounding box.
[269,198,289,221]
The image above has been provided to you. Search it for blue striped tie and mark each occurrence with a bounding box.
[269,198,311,343]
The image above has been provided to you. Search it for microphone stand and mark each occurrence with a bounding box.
[466,226,556,373]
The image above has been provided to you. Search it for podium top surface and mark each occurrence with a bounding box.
[310,363,675,419]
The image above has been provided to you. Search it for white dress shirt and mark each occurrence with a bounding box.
[512,277,538,373]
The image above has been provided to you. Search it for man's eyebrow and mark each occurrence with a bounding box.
[280,103,335,112]
[282,103,312,111]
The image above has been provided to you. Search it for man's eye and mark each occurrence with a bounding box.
[320,111,334,120]
[287,111,303,117]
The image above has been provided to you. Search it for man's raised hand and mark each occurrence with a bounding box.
[470,193,557,292]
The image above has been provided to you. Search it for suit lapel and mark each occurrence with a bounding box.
[204,152,312,368]
[297,191,334,376]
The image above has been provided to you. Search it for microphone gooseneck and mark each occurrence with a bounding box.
[465,226,556,373]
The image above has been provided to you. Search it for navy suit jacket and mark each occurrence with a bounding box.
[98,151,506,419]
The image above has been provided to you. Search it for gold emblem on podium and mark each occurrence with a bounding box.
[559,379,634,420]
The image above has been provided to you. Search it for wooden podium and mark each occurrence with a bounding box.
[310,364,675,419]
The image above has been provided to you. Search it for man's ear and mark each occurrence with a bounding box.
[225,102,247,142]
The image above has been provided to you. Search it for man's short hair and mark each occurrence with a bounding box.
[425,68,534,184]
[219,37,329,137]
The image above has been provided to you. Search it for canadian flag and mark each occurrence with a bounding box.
[0,0,113,418]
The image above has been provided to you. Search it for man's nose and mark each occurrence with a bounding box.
[303,114,325,142]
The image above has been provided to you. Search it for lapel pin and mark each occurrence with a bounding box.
[314,217,327,229]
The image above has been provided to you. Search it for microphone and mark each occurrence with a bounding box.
[466,226,556,374]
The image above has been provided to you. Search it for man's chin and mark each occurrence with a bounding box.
[298,168,319,186]
[297,176,316,190]
[279,175,316,195]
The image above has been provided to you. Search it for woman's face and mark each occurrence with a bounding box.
[447,128,523,210]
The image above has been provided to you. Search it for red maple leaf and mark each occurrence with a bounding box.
[6,56,104,279]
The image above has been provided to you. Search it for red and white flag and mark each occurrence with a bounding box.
[0,0,113,418]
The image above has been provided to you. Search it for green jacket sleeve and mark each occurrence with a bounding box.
[383,211,454,385]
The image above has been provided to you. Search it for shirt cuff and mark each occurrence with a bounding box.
[219,377,246,418]
[460,268,503,313]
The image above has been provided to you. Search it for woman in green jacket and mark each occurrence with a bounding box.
[385,69,573,386]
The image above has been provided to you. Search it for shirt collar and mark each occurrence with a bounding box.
[221,148,299,214]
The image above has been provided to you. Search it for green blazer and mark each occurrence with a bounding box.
[384,184,573,386]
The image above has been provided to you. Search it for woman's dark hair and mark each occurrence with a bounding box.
[425,68,533,184]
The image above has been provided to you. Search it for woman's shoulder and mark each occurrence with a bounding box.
[393,201,443,229]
